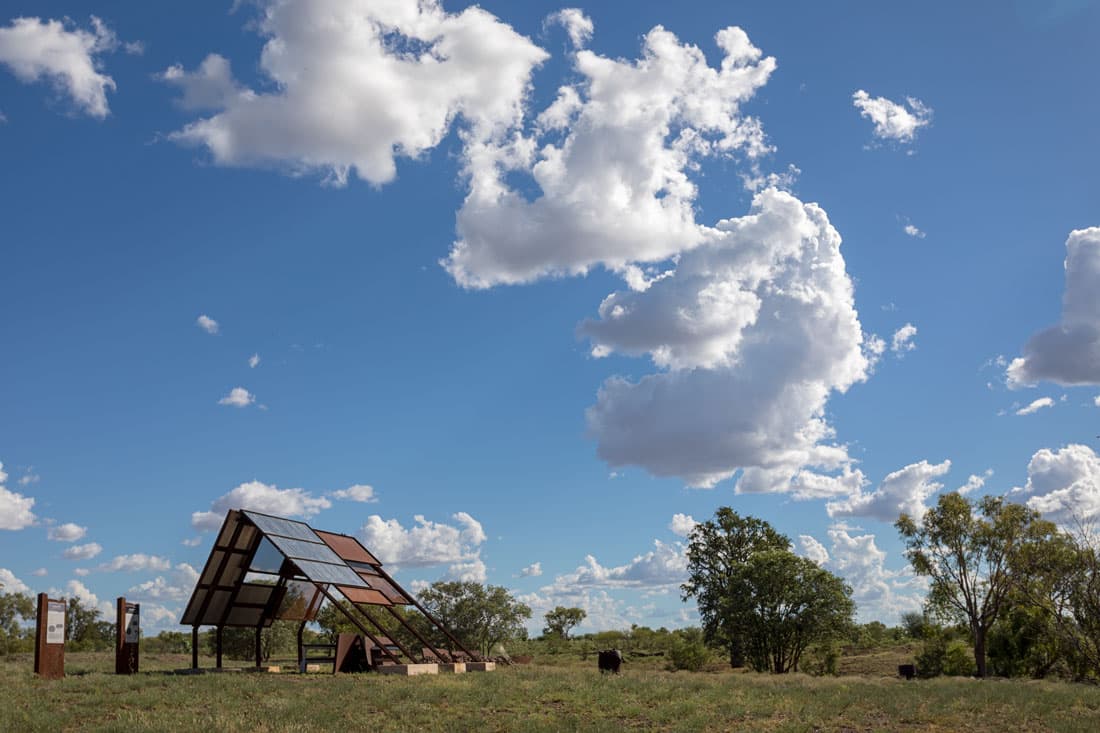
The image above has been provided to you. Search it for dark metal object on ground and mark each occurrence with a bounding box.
[598,649,624,674]
[181,509,478,671]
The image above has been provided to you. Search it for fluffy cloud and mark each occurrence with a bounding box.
[828,459,951,522]
[0,16,125,118]
[852,89,932,144]
[359,512,486,581]
[1016,396,1054,416]
[445,24,775,288]
[1008,228,1100,387]
[64,579,113,616]
[0,462,37,530]
[127,563,199,602]
[798,535,829,566]
[62,542,102,560]
[548,540,688,590]
[518,588,638,633]
[164,0,548,187]
[248,353,260,369]
[668,513,698,538]
[519,561,542,578]
[0,567,30,594]
[191,480,332,531]
[330,484,377,503]
[218,387,255,407]
[196,314,219,334]
[546,8,593,49]
[819,526,924,623]
[891,323,917,354]
[1017,444,1100,523]
[583,189,872,490]
[956,469,993,495]
[96,554,171,573]
[903,223,926,239]
[48,522,87,542]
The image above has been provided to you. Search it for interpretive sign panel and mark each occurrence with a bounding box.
[34,593,65,679]
[116,597,140,674]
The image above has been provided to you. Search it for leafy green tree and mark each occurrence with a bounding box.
[896,493,1058,678]
[1021,522,1100,679]
[543,606,586,640]
[681,508,793,667]
[0,591,34,655]
[416,581,531,657]
[207,620,297,661]
[64,597,112,650]
[739,550,855,673]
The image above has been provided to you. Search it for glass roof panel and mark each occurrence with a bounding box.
[226,607,264,627]
[243,511,319,542]
[215,511,240,547]
[266,535,344,565]
[250,537,284,574]
[236,583,276,606]
[181,589,207,625]
[200,551,225,585]
[293,559,368,587]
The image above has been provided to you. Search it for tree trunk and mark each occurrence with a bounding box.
[974,626,987,678]
[728,637,745,668]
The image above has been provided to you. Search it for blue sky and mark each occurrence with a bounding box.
[1,0,1098,634]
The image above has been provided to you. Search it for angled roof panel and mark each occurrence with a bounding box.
[242,511,319,542]
[315,530,381,565]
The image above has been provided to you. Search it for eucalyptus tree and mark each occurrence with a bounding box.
[896,493,1058,678]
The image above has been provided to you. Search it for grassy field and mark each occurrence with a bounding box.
[3,651,1100,732]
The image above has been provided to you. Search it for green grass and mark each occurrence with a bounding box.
[3,651,1100,732]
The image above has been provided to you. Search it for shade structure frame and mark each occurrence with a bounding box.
[180,509,478,668]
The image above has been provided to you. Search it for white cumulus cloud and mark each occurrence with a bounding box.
[196,314,219,334]
[62,542,102,560]
[1017,444,1100,524]
[828,459,951,522]
[852,89,932,144]
[64,579,113,616]
[445,24,775,288]
[668,513,698,538]
[48,522,87,542]
[0,567,30,594]
[330,484,377,503]
[956,469,993,495]
[903,223,926,238]
[163,0,548,187]
[891,323,917,354]
[191,480,332,531]
[582,189,872,491]
[798,535,829,565]
[1016,396,1055,416]
[0,461,37,530]
[1007,228,1100,387]
[546,8,593,49]
[218,387,255,407]
[821,525,924,623]
[358,512,487,580]
[519,561,542,578]
[127,563,199,603]
[0,16,125,118]
[549,540,688,590]
[96,554,171,573]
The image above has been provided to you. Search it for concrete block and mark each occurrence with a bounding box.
[377,663,439,676]
[465,662,496,672]
[245,666,281,674]
[438,663,466,673]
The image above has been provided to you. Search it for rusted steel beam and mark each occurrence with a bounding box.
[381,605,453,663]
[316,585,401,666]
[374,565,481,661]
[356,606,415,660]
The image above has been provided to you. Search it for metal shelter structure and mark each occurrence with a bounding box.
[181,509,479,671]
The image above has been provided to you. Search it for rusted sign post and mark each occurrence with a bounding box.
[116,597,140,674]
[34,593,65,679]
